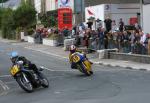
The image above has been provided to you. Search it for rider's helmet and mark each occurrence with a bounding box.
[70,45,76,53]
[10,51,18,63]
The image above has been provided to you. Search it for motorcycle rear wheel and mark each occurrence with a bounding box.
[38,73,49,88]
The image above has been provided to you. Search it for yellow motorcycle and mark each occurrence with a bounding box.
[70,52,93,76]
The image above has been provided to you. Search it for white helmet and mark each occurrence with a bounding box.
[70,45,76,53]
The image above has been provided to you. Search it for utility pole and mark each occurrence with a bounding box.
[81,0,84,22]
[140,0,143,29]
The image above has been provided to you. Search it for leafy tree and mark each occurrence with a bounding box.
[40,15,57,27]
[1,0,37,39]
[13,1,37,29]
[40,10,58,27]
[0,7,3,29]
[1,8,15,39]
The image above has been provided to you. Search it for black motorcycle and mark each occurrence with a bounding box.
[10,61,49,93]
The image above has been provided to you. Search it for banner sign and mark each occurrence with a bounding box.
[58,0,71,8]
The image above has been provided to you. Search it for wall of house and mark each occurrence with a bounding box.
[85,4,140,26]
[143,4,150,33]
[45,0,56,11]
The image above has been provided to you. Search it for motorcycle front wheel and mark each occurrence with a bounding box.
[16,72,34,93]
[78,62,91,76]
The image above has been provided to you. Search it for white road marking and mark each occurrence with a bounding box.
[0,75,11,78]
[5,81,15,84]
[25,47,98,64]
[42,66,72,72]
[54,91,61,94]
[0,80,9,96]
[25,47,68,60]
[42,66,55,71]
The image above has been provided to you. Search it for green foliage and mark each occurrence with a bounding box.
[0,0,37,39]
[0,8,3,29]
[13,1,37,29]
[1,8,15,39]
[27,28,35,36]
[41,15,57,27]
[40,12,57,28]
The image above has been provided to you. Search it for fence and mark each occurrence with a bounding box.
[88,37,149,55]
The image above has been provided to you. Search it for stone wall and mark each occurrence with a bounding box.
[109,52,150,64]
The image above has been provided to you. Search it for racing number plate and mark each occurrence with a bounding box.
[72,55,80,63]
[10,65,20,76]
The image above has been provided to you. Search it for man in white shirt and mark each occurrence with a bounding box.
[140,31,147,54]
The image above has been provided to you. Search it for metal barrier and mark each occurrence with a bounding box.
[87,38,147,55]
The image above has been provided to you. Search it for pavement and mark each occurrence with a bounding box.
[1,37,150,71]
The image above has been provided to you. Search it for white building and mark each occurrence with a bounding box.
[34,0,42,13]
[143,0,150,33]
[143,4,150,33]
[85,4,140,26]
[45,0,57,11]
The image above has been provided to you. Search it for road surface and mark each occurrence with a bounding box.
[0,42,150,103]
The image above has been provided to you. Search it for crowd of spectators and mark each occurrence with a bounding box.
[31,17,150,55]
[71,17,150,55]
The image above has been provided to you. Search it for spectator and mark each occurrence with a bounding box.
[72,25,77,36]
[111,20,118,33]
[96,19,102,29]
[134,23,141,32]
[63,26,69,37]
[104,17,112,32]
[87,21,93,29]
[140,31,147,54]
[119,18,124,32]
[104,31,109,49]
[98,28,105,49]
[47,28,52,34]
[117,31,123,51]
[84,29,91,48]
[134,32,141,54]
[107,32,113,49]
[34,29,42,44]
[129,30,136,53]
[112,31,119,49]
[75,33,81,47]
[122,31,130,53]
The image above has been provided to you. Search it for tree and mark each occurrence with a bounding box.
[0,0,37,39]
[40,10,58,27]
[0,7,3,29]
[1,8,15,39]
[13,1,37,29]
